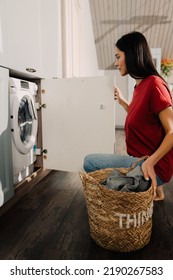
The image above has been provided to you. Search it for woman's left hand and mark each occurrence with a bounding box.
[141,158,157,197]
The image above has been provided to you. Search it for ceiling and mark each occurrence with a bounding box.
[89,0,173,69]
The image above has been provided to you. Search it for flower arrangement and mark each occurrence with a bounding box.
[161,59,173,77]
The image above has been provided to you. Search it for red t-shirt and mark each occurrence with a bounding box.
[125,75,173,183]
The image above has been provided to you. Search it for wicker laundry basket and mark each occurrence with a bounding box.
[80,166,154,252]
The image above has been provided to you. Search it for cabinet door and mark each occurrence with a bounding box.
[0,67,14,206]
[5,0,42,76]
[41,76,115,172]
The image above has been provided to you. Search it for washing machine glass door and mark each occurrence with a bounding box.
[12,94,38,154]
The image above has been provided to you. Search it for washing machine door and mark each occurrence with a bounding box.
[11,94,38,154]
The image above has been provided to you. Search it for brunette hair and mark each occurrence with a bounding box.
[116,31,163,79]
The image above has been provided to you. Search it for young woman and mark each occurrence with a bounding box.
[83,31,173,201]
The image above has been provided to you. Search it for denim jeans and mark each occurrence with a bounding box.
[83,153,164,186]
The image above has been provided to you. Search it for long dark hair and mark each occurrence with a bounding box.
[116,31,163,80]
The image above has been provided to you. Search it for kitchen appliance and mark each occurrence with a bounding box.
[9,77,38,184]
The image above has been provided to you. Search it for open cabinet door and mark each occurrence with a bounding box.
[0,67,14,207]
[41,76,115,172]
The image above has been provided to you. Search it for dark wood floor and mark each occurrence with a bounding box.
[0,130,173,260]
[0,169,173,260]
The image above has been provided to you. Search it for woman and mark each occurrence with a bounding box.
[83,31,173,201]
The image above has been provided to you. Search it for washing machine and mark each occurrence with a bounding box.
[9,77,38,184]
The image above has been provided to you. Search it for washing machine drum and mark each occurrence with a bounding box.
[11,94,38,155]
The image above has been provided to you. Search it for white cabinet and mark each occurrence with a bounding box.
[0,0,62,78]
[6,0,42,76]
[0,67,14,206]
[41,76,115,171]
[39,0,62,78]
[0,0,8,66]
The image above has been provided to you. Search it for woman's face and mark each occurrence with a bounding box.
[114,47,128,76]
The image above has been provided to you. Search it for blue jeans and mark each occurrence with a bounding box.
[83,153,163,186]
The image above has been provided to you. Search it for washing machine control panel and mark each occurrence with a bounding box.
[9,78,38,96]
[20,80,29,89]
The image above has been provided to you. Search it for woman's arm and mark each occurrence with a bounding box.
[114,86,129,112]
[142,106,173,188]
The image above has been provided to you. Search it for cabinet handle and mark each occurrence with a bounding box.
[26,68,36,73]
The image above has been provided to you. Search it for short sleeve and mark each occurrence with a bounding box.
[149,78,172,115]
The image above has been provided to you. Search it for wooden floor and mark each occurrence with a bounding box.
[0,130,173,260]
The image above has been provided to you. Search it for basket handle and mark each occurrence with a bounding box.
[130,155,149,170]
[79,156,149,184]
[79,171,99,185]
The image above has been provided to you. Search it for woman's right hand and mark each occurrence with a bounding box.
[114,86,123,104]
[114,86,129,112]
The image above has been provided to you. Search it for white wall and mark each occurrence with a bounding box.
[80,0,102,77]
[61,0,102,78]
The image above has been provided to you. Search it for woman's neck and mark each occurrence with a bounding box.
[135,79,143,86]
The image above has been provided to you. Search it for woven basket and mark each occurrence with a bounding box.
[80,166,153,252]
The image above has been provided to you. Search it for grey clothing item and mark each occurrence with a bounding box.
[102,165,151,192]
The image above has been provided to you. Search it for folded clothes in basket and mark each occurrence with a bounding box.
[101,165,151,192]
